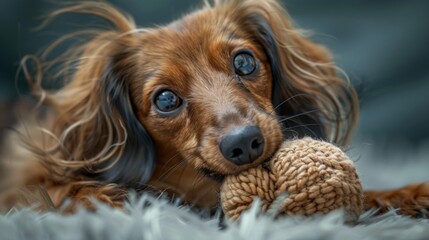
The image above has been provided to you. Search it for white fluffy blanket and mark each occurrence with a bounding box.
[1,140,429,240]
[1,194,429,240]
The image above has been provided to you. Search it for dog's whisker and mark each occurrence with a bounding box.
[156,160,188,182]
[282,118,320,139]
[190,171,207,189]
[154,146,200,183]
[141,182,182,197]
[278,109,321,123]
[155,146,199,179]
[271,93,311,114]
[176,160,190,185]
[284,123,322,131]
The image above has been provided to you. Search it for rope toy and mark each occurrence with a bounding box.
[220,137,363,221]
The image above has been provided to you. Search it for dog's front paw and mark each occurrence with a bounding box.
[364,182,429,218]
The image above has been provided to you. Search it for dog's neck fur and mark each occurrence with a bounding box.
[148,146,220,208]
[149,165,220,208]
[149,148,220,208]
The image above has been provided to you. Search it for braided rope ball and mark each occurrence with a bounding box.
[220,137,363,222]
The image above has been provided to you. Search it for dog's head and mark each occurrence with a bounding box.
[23,0,358,201]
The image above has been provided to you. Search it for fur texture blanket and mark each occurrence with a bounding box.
[1,194,429,240]
[1,140,429,240]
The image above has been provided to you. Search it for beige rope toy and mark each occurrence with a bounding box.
[220,137,363,222]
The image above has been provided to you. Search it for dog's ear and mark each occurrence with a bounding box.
[54,43,155,188]
[22,2,155,187]
[231,0,359,144]
[55,45,156,187]
[91,50,156,186]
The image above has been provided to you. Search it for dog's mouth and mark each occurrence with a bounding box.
[197,144,279,183]
[196,139,280,183]
[197,167,226,182]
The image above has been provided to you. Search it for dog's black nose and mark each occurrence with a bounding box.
[219,125,264,165]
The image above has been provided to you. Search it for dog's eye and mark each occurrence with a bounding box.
[154,90,182,112]
[233,52,256,76]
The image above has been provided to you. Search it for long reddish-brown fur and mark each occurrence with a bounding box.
[0,0,427,216]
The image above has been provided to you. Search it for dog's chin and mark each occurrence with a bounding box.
[197,167,226,182]
[197,156,272,183]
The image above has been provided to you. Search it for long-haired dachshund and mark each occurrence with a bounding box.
[1,0,428,217]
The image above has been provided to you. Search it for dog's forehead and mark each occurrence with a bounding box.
[140,9,243,61]
[170,8,239,38]
[135,9,248,82]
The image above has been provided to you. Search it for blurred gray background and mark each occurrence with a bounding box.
[1,0,428,187]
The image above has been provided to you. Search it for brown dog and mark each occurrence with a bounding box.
[0,0,427,217]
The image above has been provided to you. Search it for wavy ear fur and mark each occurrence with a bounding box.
[21,2,155,187]
[90,51,155,186]
[224,0,359,144]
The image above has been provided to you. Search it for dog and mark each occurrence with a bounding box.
[0,0,427,217]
